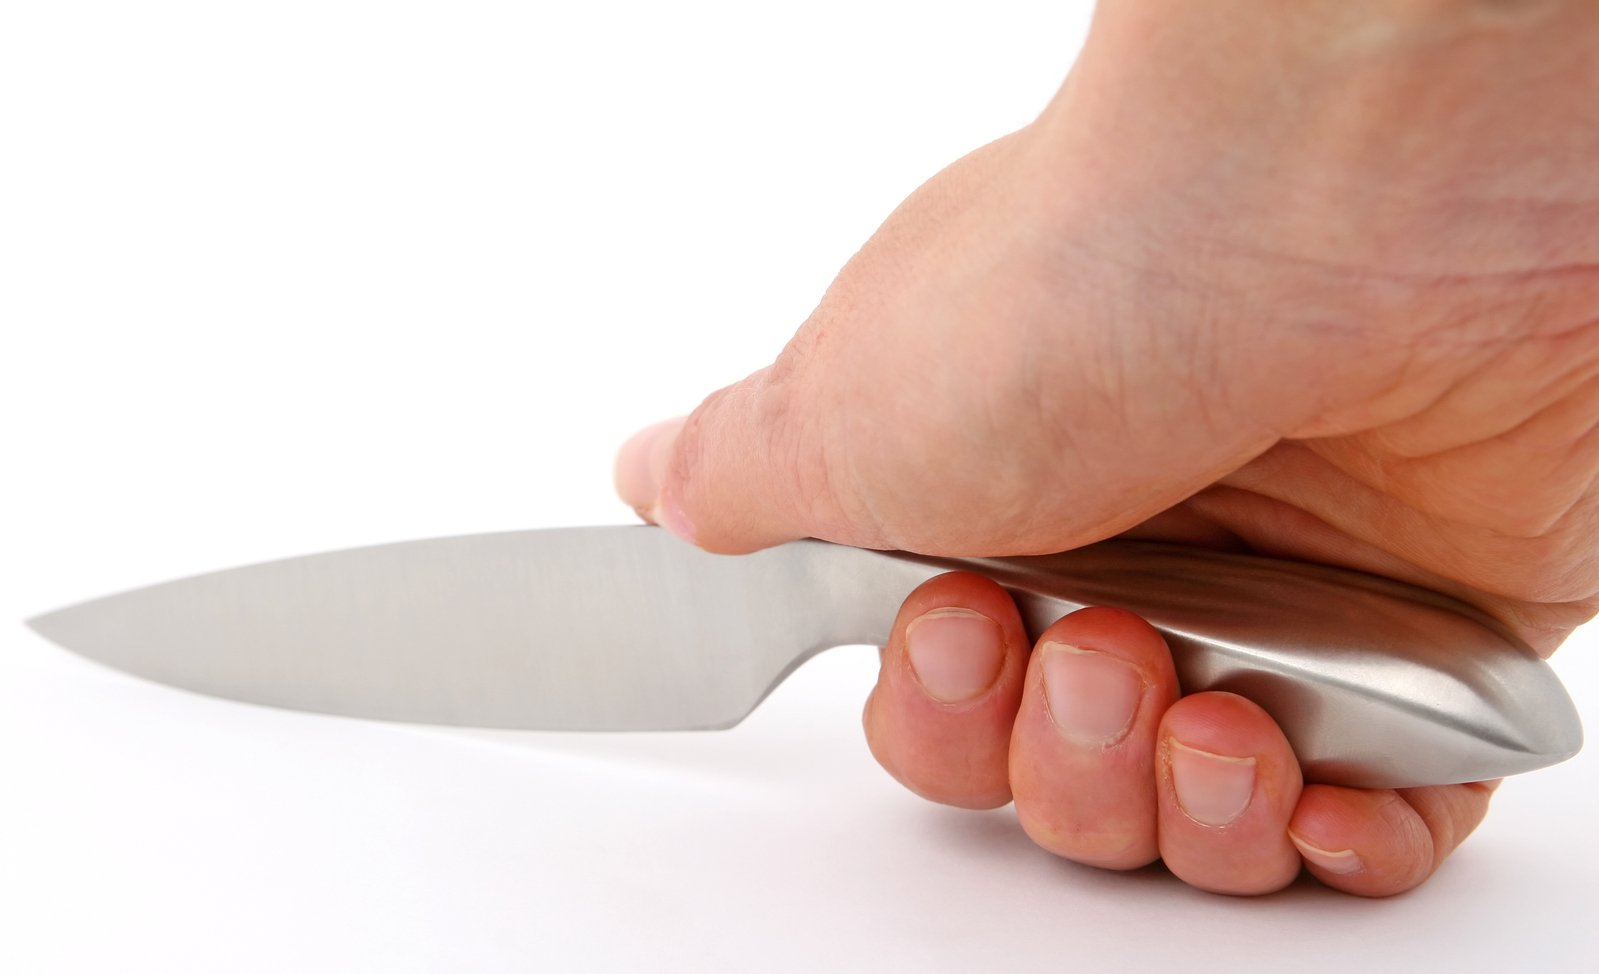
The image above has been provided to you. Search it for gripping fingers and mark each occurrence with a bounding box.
[867,588,1497,897]
[1288,781,1498,896]
[1156,692,1305,895]
[1008,607,1181,870]
[863,572,1030,809]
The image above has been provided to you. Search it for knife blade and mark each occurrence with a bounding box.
[24,525,1581,789]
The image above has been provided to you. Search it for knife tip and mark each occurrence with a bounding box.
[22,607,74,646]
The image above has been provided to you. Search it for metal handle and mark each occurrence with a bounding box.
[799,538,1581,788]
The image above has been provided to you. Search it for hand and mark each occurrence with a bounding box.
[614,1,1599,895]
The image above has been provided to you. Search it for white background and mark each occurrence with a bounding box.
[3,3,1596,971]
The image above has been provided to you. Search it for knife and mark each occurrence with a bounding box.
[24,525,1581,789]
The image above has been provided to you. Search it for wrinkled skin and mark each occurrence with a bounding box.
[615,0,1599,895]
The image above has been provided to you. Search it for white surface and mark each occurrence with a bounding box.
[2,3,1595,971]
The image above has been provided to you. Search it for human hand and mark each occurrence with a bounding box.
[614,1,1599,895]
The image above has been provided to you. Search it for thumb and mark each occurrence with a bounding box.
[612,127,1298,557]
[614,132,1071,555]
[613,358,847,554]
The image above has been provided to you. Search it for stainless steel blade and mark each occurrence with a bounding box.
[25,526,1581,788]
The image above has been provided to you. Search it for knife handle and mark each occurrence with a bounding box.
[798,538,1581,788]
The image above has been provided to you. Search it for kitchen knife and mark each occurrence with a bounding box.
[25,525,1581,789]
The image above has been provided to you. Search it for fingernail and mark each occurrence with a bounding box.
[1289,832,1365,875]
[614,416,686,520]
[905,608,1005,704]
[1168,740,1256,827]
[1040,643,1143,746]
[651,493,696,544]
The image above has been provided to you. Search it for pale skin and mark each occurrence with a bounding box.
[614,0,1599,895]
